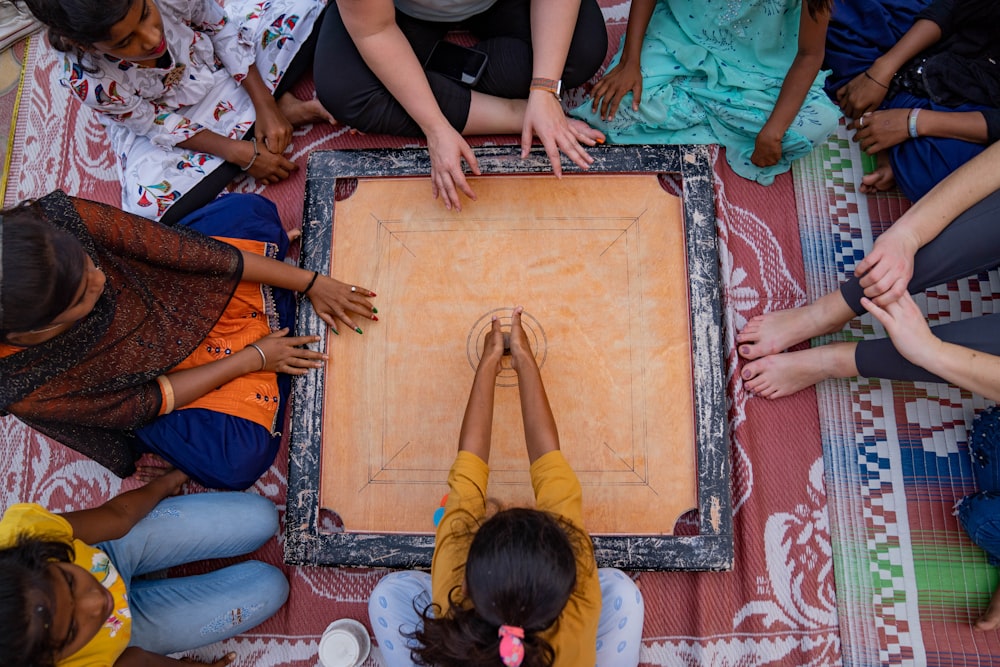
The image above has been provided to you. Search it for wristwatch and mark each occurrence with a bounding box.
[529,77,562,100]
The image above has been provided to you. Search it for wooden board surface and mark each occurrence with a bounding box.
[318,174,697,535]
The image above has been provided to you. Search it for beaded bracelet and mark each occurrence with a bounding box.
[241,136,260,172]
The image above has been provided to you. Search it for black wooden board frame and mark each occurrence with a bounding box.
[285,144,732,571]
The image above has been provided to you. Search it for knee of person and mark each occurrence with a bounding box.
[599,568,644,615]
[246,560,290,610]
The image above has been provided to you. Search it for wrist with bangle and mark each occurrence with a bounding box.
[240,136,260,172]
[907,108,921,139]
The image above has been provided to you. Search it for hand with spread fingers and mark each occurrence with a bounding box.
[303,274,378,334]
[427,124,481,212]
[250,329,326,375]
[522,92,602,178]
[589,58,643,121]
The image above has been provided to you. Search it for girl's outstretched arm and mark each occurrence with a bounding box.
[751,2,829,168]
[60,469,189,545]
[509,307,559,463]
[458,316,505,461]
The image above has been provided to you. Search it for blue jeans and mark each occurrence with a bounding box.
[957,407,1000,566]
[96,492,289,655]
[368,568,644,667]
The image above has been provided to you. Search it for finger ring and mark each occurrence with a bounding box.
[350,286,356,293]
[859,116,865,128]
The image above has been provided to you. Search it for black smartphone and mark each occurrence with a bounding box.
[424,40,488,87]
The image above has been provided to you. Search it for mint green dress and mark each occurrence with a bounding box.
[572,0,840,184]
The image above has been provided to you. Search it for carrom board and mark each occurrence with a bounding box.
[286,145,732,571]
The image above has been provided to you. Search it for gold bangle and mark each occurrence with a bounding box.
[156,375,175,415]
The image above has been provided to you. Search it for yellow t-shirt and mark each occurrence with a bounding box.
[0,504,131,667]
[431,450,602,667]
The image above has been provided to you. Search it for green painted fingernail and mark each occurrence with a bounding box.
[331,328,339,336]
[355,327,363,335]
[372,307,378,314]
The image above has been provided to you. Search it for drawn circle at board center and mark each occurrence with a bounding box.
[466,308,547,387]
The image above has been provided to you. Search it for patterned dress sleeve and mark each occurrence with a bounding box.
[61,56,205,149]
[191,0,256,84]
[431,451,489,613]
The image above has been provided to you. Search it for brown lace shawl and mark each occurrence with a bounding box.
[0,191,242,477]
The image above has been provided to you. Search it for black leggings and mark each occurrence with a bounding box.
[843,188,1000,382]
[312,0,607,136]
[158,17,323,226]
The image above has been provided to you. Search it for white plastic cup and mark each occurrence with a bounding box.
[318,618,371,667]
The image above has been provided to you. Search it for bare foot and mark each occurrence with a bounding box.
[277,92,336,127]
[736,291,856,360]
[740,343,858,399]
[286,227,302,243]
[974,583,1000,631]
[860,152,896,193]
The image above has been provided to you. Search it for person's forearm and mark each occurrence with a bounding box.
[529,0,580,79]
[241,251,315,292]
[458,365,497,461]
[516,362,559,463]
[868,19,942,85]
[178,129,253,165]
[895,141,1000,248]
[63,469,188,543]
[619,0,656,63]
[762,8,827,140]
[339,0,454,135]
[914,110,989,144]
[165,347,266,407]
[241,64,279,112]
[914,340,1000,402]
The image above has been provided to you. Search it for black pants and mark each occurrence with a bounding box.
[313,0,607,136]
[159,16,324,226]
[843,188,1000,382]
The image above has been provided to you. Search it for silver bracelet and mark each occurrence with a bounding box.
[907,108,921,139]
[247,342,267,371]
[240,136,259,172]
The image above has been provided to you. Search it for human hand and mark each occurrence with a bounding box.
[507,306,535,374]
[849,109,910,154]
[854,223,920,305]
[305,275,377,334]
[426,124,480,211]
[246,146,298,186]
[180,652,237,667]
[250,328,326,375]
[835,70,889,119]
[522,91,603,177]
[589,59,643,120]
[479,315,505,376]
[750,128,783,167]
[144,467,189,497]
[861,292,941,368]
[253,97,294,155]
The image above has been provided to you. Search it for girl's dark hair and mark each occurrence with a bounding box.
[17,0,135,53]
[0,203,87,338]
[411,508,585,667]
[805,0,833,19]
[0,535,74,667]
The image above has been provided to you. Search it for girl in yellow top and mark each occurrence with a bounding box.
[368,307,645,667]
[0,469,288,666]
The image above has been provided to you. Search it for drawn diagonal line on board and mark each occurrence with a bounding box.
[362,440,415,492]
[378,218,416,257]
[599,215,642,257]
